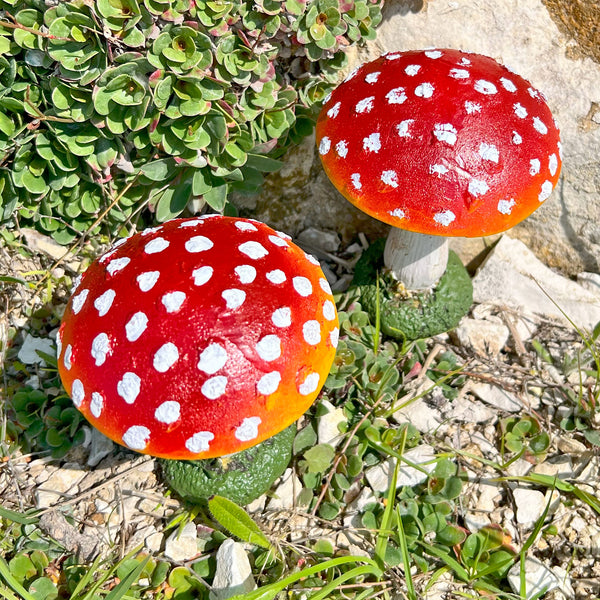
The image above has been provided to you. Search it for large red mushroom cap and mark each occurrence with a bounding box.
[57,216,339,460]
[316,48,562,237]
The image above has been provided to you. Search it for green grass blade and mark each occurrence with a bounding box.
[396,505,416,600]
[374,460,398,569]
[68,554,103,598]
[418,542,470,583]
[104,555,151,600]
[308,565,383,600]
[0,506,39,525]
[208,495,272,550]
[0,557,38,600]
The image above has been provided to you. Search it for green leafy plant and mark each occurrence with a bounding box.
[499,415,551,462]
[0,0,384,244]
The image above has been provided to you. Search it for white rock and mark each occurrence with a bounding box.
[464,481,502,531]
[35,465,86,509]
[268,468,302,510]
[578,272,600,293]
[512,488,547,525]
[164,523,199,562]
[453,317,510,357]
[297,227,341,253]
[18,334,55,366]
[443,395,497,424]
[533,455,574,478]
[87,428,115,467]
[210,539,256,600]
[392,395,444,433]
[365,445,436,493]
[507,557,572,599]
[470,382,523,412]
[471,236,600,331]
[317,400,346,447]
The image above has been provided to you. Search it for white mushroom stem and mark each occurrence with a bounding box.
[383,228,449,291]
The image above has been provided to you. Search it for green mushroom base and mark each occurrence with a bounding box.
[353,239,473,342]
[159,425,296,506]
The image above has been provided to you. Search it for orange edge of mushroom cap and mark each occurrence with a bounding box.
[316,48,562,238]
[57,216,339,460]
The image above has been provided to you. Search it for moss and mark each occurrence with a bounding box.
[159,425,296,506]
[353,239,473,341]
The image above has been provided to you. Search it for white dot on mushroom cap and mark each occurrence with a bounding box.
[549,154,558,176]
[63,344,73,369]
[257,371,281,395]
[272,307,292,328]
[256,335,282,362]
[433,124,457,145]
[425,50,443,59]
[396,119,414,137]
[323,300,335,321]
[235,417,261,442]
[185,236,214,253]
[474,80,497,95]
[185,431,214,453]
[363,133,381,153]
[386,87,407,104]
[336,140,348,158]
[304,252,320,266]
[449,68,469,79]
[239,241,269,260]
[106,257,131,276]
[479,143,499,163]
[56,332,62,359]
[557,141,563,159]
[293,276,313,297]
[140,226,161,236]
[162,291,186,313]
[266,270,286,284]
[351,173,362,190]
[514,103,528,118]
[404,64,420,75]
[70,274,82,294]
[117,371,141,404]
[468,179,490,197]
[192,266,214,286]
[303,320,321,345]
[71,289,89,315]
[355,96,375,113]
[389,208,407,219]
[330,327,339,348]
[91,333,110,366]
[112,237,128,249]
[512,131,523,145]
[498,199,516,215]
[458,56,471,66]
[430,164,449,177]
[235,265,256,284]
[179,219,204,227]
[222,288,246,310]
[235,221,258,232]
[465,101,481,114]
[319,136,331,156]
[500,77,517,92]
[153,342,179,373]
[327,102,341,118]
[145,237,169,254]
[528,87,541,99]
[530,159,541,176]
[198,343,228,374]
[90,392,103,418]
[94,289,116,317]
[381,170,399,188]
[319,277,332,295]
[434,210,456,227]
[269,235,288,248]
[137,271,160,292]
[123,425,150,451]
[539,181,553,202]
[415,83,434,98]
[532,117,548,135]
[155,400,181,424]
[202,376,227,399]
[343,66,360,82]
[299,372,320,396]
[71,379,84,407]
[385,52,402,60]
[365,71,380,83]
[126,312,148,342]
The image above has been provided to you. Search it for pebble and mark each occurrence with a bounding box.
[297,227,341,254]
[392,393,444,432]
[267,468,302,510]
[533,455,574,479]
[317,399,346,447]
[442,394,497,424]
[87,428,115,467]
[512,488,547,526]
[210,539,256,600]
[470,382,523,412]
[164,522,199,562]
[453,316,510,357]
[507,557,574,599]
[35,464,86,509]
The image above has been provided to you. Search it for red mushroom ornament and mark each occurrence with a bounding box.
[316,48,561,339]
[57,216,339,462]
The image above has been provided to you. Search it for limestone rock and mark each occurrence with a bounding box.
[453,317,510,357]
[317,399,346,447]
[164,523,199,562]
[210,539,256,600]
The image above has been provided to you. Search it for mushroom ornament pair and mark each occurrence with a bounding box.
[316,48,562,340]
[57,216,339,504]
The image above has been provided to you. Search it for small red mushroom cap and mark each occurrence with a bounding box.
[57,216,339,460]
[316,48,562,237]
